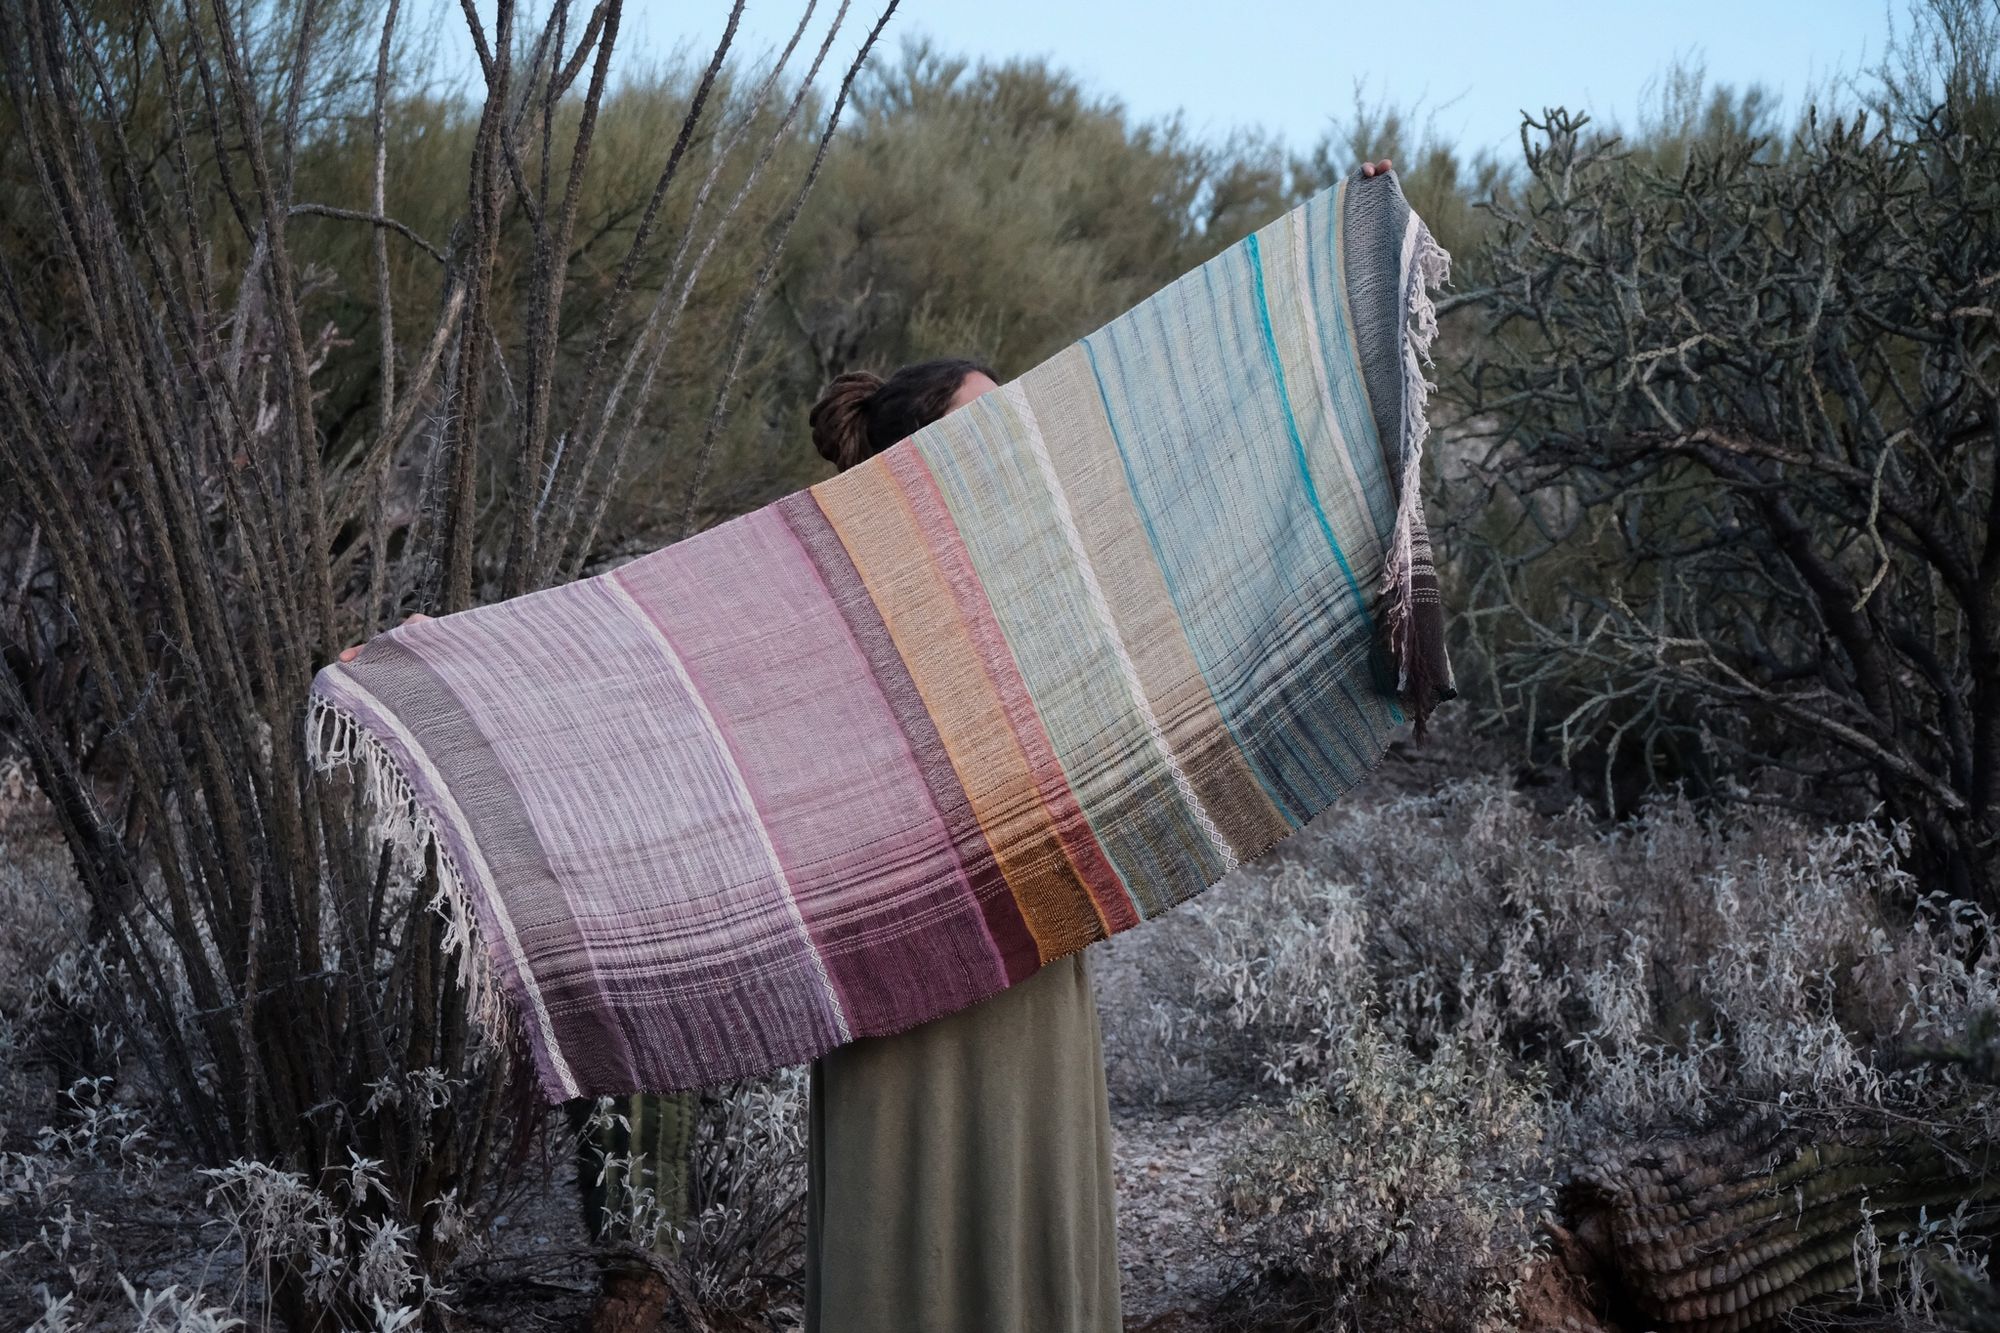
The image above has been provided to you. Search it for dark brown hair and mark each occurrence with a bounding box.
[808,357,996,472]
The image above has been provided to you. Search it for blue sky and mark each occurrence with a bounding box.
[609,0,1913,160]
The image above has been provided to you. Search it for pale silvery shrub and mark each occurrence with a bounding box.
[1174,843,1552,1328]
[198,1156,445,1329]
[24,1280,244,1333]
[1,922,449,1332]
[680,1069,811,1317]
[1114,777,1997,1328]
[576,1096,685,1252]
[564,1072,810,1326]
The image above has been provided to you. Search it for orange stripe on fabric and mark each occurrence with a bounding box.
[811,455,1104,960]
[884,447,1142,935]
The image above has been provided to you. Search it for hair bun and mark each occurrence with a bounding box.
[809,370,884,471]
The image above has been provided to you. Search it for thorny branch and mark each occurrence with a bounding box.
[1447,103,1999,901]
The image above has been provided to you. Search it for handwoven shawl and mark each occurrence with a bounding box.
[308,172,1455,1103]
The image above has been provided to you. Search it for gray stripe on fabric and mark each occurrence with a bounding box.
[1341,174,1413,487]
[353,637,639,1094]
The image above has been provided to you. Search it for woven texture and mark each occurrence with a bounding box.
[307,173,1455,1101]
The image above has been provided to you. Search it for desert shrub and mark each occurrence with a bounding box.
[1201,860,1552,1330]
[25,1284,245,1333]
[2,820,814,1330]
[776,41,1242,385]
[776,44,1506,401]
[569,1072,807,1325]
[1107,777,1997,1328]
[676,1073,809,1320]
[1441,6,2000,900]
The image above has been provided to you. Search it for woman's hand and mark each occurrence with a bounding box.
[1360,157,1394,178]
[335,613,429,665]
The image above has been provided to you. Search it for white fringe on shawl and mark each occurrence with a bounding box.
[305,693,513,1049]
[1379,216,1452,699]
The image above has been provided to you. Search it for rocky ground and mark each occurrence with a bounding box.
[1110,1106,1262,1327]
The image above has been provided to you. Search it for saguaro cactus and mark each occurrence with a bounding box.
[1559,1119,1999,1332]
[575,1092,698,1253]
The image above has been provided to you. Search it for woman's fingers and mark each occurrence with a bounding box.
[1360,157,1394,178]
[335,612,431,665]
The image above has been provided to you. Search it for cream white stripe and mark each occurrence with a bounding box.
[1288,205,1381,565]
[1004,383,1238,873]
[603,573,853,1042]
[328,669,581,1098]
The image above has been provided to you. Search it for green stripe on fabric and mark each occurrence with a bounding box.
[1077,332,1298,824]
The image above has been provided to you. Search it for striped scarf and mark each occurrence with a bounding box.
[308,171,1454,1101]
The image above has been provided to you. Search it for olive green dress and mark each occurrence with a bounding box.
[803,950,1122,1333]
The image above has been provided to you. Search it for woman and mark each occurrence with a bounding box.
[791,154,1392,1322]
[342,359,1126,1332]
[333,156,1402,1333]
[801,358,1121,1333]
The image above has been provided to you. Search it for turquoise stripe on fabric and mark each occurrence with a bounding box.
[1202,242,1385,774]
[1076,334,1296,823]
[1245,231,1370,626]
[1078,231,1391,823]
[1247,226,1405,735]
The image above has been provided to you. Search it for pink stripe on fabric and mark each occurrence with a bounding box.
[775,511,1015,989]
[405,573,846,1086]
[883,447,1143,935]
[776,491,1042,987]
[617,509,1013,1036]
[601,567,852,1042]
